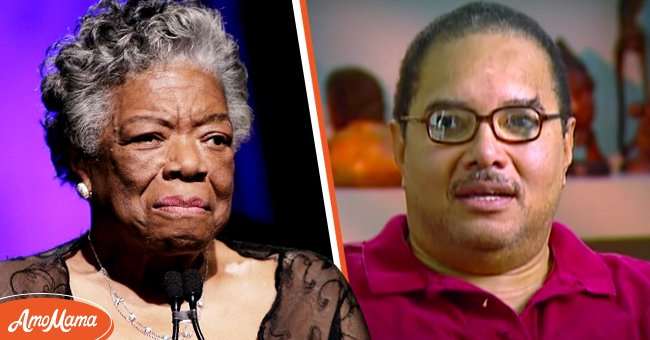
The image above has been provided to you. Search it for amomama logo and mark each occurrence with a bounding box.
[0,293,113,339]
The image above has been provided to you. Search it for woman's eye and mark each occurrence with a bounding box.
[129,133,162,145]
[208,135,232,147]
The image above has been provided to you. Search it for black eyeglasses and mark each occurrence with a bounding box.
[399,105,562,144]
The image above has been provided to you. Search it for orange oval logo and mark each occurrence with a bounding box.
[0,294,113,339]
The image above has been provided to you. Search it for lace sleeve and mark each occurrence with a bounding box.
[328,266,371,340]
[258,250,370,340]
[0,239,79,299]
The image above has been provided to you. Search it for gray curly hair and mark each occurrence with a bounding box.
[41,0,252,185]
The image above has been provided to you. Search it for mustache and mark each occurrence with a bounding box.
[450,169,521,195]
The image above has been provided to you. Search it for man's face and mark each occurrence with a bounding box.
[393,32,575,267]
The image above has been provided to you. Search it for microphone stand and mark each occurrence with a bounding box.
[183,269,206,340]
[186,294,205,340]
[163,271,184,340]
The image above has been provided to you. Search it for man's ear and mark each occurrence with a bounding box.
[390,121,406,172]
[562,117,576,171]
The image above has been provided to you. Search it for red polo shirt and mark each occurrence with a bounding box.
[345,215,650,339]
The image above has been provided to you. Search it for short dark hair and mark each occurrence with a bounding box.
[393,1,571,135]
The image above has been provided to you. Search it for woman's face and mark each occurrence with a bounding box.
[83,62,234,252]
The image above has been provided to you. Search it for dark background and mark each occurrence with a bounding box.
[213,0,332,259]
[0,0,333,261]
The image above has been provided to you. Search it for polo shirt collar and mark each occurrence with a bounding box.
[362,215,615,298]
[363,215,428,294]
[544,222,615,297]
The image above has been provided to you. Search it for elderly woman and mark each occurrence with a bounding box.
[0,0,369,339]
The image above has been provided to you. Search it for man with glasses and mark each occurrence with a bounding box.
[344,2,650,339]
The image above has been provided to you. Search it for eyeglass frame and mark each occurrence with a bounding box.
[399,105,564,144]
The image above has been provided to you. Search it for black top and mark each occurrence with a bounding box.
[0,236,370,339]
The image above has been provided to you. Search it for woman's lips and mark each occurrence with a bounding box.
[153,195,209,214]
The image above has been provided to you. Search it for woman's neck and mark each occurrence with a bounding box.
[410,234,551,313]
[84,228,214,302]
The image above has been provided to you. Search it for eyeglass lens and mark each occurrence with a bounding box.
[427,108,542,143]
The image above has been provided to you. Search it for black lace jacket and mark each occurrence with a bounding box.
[0,236,370,339]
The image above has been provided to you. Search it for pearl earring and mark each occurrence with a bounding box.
[76,182,92,200]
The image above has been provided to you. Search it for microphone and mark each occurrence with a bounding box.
[163,271,184,340]
[183,269,205,340]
